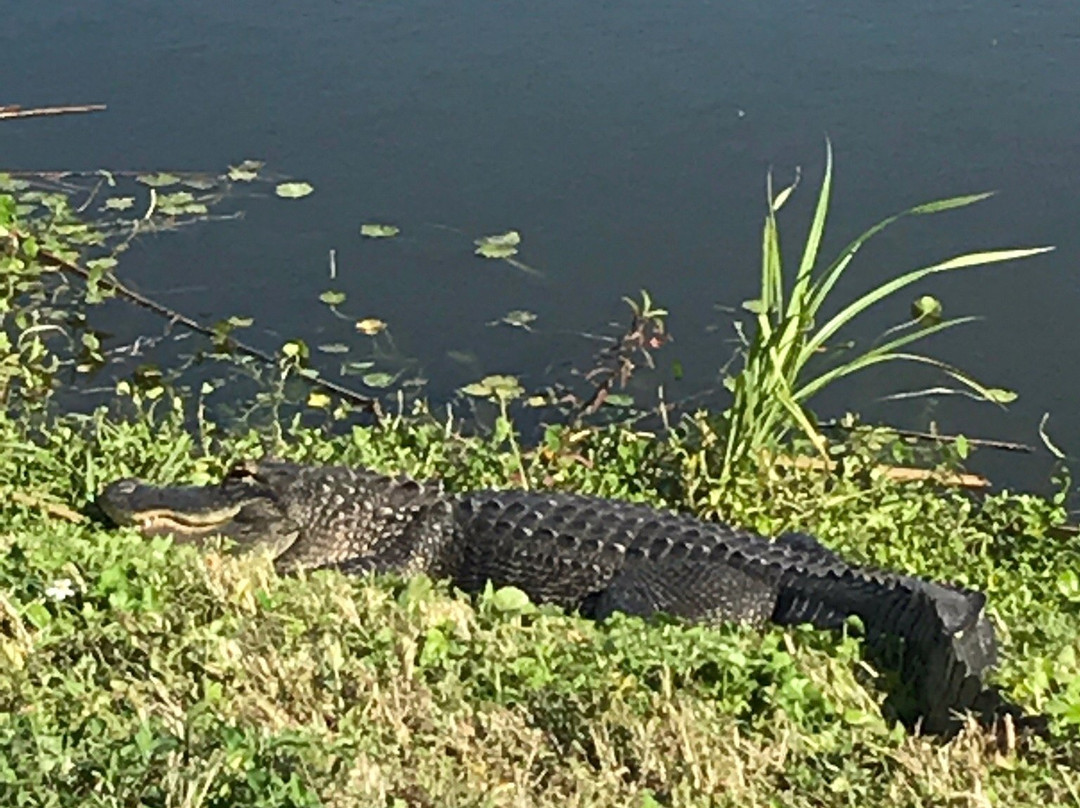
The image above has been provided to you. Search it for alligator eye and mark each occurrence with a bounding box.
[224,459,261,480]
[110,479,140,495]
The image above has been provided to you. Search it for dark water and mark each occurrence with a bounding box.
[4,2,1079,494]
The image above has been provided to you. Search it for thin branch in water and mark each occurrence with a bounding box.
[32,243,383,416]
[0,103,107,120]
[819,419,1036,454]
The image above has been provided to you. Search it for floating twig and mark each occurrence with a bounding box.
[819,419,1035,454]
[0,103,107,120]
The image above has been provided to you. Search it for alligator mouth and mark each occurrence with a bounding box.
[123,506,244,538]
[97,479,253,539]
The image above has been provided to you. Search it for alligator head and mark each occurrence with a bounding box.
[98,459,451,573]
[97,459,303,559]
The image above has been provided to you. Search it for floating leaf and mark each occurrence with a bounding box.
[360,223,400,238]
[104,197,135,211]
[157,191,208,216]
[362,372,397,388]
[491,309,537,329]
[281,341,304,358]
[0,174,30,192]
[227,316,253,328]
[603,394,634,408]
[355,318,387,335]
[341,360,375,375]
[460,374,523,400]
[320,290,346,306]
[181,175,218,190]
[136,172,180,188]
[275,181,314,199]
[307,391,332,408]
[460,382,493,397]
[228,160,263,182]
[474,230,521,259]
[317,343,350,354]
[86,257,118,272]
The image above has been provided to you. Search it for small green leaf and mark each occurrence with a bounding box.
[491,310,537,329]
[474,230,521,259]
[86,257,118,272]
[228,160,264,182]
[360,223,400,238]
[104,197,136,211]
[362,372,396,388]
[460,374,523,400]
[136,172,180,188]
[355,318,387,335]
[319,290,346,306]
[954,434,969,459]
[275,181,314,199]
[490,586,534,613]
[181,175,218,190]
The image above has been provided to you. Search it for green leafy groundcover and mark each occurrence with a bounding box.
[1,408,1079,807]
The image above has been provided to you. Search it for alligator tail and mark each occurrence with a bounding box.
[768,532,999,732]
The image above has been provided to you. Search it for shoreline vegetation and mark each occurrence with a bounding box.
[2,146,1079,805]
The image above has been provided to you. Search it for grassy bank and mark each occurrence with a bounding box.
[2,404,1079,807]
[3,156,1079,805]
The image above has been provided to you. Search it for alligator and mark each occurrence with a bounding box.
[97,458,1018,735]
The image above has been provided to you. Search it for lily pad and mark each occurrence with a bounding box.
[360,223,400,238]
[103,197,136,211]
[228,160,264,182]
[319,290,346,306]
[460,374,523,401]
[355,318,387,335]
[362,372,398,389]
[136,172,180,188]
[275,181,314,199]
[474,230,521,259]
[491,309,537,329]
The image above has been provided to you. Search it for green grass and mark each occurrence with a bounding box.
[2,405,1079,807]
[717,142,1053,481]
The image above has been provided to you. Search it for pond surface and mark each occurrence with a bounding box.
[4,1,1078,494]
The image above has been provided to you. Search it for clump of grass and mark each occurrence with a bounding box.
[717,142,1054,482]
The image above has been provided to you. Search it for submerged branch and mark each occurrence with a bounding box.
[819,419,1036,454]
[34,245,383,416]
